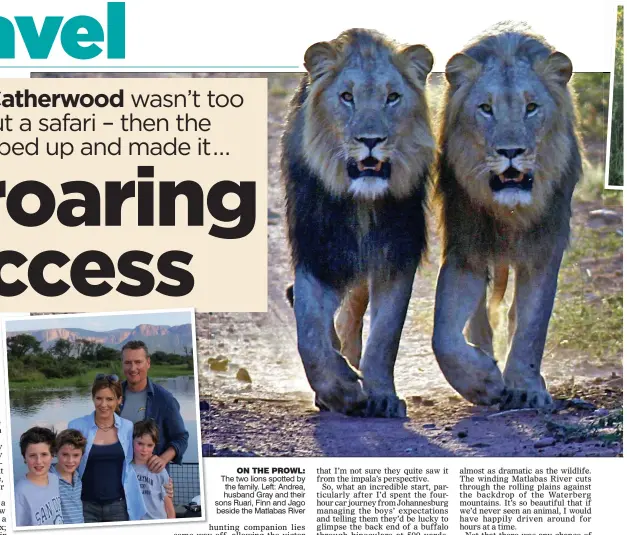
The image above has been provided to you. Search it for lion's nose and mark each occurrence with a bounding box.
[356,137,387,150]
[496,148,526,159]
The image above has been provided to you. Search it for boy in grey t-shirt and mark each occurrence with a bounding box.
[131,420,175,520]
[15,427,63,526]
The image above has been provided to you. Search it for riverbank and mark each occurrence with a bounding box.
[8,363,192,389]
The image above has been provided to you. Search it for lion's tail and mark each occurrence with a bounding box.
[488,262,509,329]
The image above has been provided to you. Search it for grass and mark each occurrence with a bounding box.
[547,168,623,365]
[574,164,623,205]
[9,364,193,390]
[548,226,623,363]
[269,77,290,97]
[545,408,623,444]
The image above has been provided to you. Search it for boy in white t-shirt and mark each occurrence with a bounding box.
[14,427,63,526]
[131,420,175,520]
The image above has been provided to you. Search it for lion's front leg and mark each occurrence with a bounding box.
[432,258,505,406]
[358,269,415,418]
[293,267,368,415]
[335,280,369,369]
[501,251,564,410]
[464,286,494,356]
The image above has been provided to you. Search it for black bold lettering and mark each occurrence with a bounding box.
[70,250,114,297]
[0,250,27,297]
[116,250,155,297]
[28,250,70,297]
[207,181,256,239]
[155,250,194,296]
[58,181,101,226]
[7,181,55,226]
[105,182,136,225]
[138,182,154,226]
[159,181,204,226]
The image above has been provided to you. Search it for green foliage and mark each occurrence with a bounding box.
[50,338,72,359]
[609,6,624,186]
[7,331,194,387]
[96,346,120,362]
[8,335,105,381]
[8,361,45,383]
[109,360,123,377]
[74,376,89,388]
[75,339,98,361]
[151,350,192,366]
[7,334,42,359]
[545,408,623,444]
[10,352,89,381]
[572,72,610,144]
[10,364,193,389]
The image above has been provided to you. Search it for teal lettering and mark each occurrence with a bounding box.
[107,2,125,59]
[0,2,125,59]
[61,15,104,60]
[0,17,16,58]
[15,16,63,59]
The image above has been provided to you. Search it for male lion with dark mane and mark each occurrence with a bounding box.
[281,28,434,417]
[432,24,582,410]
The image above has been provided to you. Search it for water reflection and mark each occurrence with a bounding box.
[10,389,86,417]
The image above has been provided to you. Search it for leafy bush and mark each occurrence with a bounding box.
[572,72,610,144]
[609,7,624,186]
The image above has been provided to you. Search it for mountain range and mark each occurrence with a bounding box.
[7,323,193,356]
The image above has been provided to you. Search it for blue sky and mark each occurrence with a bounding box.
[4,310,194,333]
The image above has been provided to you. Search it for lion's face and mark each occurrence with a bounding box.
[444,48,575,215]
[318,63,425,200]
[302,30,435,200]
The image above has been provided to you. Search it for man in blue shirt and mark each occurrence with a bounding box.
[119,340,189,473]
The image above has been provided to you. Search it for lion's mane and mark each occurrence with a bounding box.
[436,25,583,272]
[281,29,434,289]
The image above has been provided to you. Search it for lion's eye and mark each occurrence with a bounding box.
[340,92,353,103]
[526,102,538,114]
[479,103,493,115]
[387,92,401,104]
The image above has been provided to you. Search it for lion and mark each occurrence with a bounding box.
[431,24,583,410]
[281,28,435,417]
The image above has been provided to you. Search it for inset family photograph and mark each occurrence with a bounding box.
[2,308,204,528]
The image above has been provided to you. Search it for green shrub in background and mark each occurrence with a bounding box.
[6,334,193,385]
[610,6,624,186]
[573,72,610,144]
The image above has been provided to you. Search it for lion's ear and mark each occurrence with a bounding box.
[537,51,573,85]
[399,44,434,84]
[304,42,338,81]
[445,53,481,89]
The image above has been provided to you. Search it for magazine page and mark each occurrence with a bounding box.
[0,2,623,535]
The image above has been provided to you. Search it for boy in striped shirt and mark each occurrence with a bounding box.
[51,429,87,524]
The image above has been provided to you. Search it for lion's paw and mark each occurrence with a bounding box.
[501,372,552,410]
[437,349,505,406]
[310,360,368,415]
[500,387,553,410]
[361,393,407,418]
[313,380,368,415]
